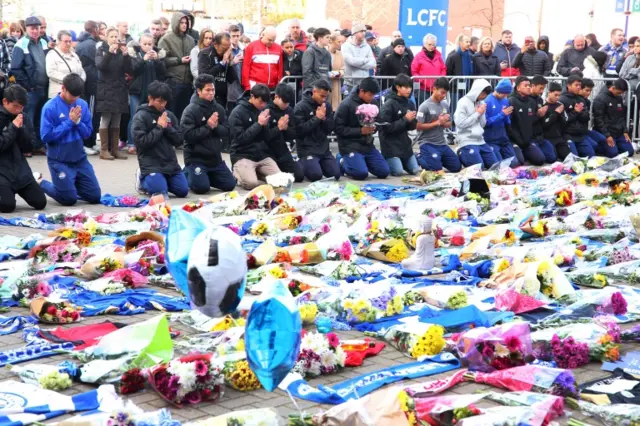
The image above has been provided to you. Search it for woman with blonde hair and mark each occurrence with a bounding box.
[328,31,345,106]
[190,28,214,79]
[472,36,500,76]
[5,22,25,56]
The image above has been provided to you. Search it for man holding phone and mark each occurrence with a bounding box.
[158,11,196,121]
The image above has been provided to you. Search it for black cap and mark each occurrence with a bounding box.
[25,16,42,27]
[392,38,406,47]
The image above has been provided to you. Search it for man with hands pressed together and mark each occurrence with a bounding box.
[265,84,304,182]
[379,74,420,176]
[198,33,237,109]
[529,75,557,163]
[592,78,634,158]
[132,81,188,197]
[229,84,281,190]
[415,77,461,172]
[542,82,576,161]
[0,85,47,213]
[559,75,594,158]
[294,79,339,182]
[181,74,236,194]
[484,79,520,167]
[37,74,100,206]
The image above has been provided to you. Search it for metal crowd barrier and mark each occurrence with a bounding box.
[279,74,638,143]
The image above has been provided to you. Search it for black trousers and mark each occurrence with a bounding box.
[0,181,47,213]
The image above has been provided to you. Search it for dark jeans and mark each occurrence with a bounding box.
[26,88,46,149]
[298,151,340,181]
[184,163,236,194]
[0,181,47,213]
[167,81,193,122]
[128,95,142,146]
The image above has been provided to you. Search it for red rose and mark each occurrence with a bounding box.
[201,388,212,399]
[60,309,70,318]
[46,305,58,315]
[70,311,80,321]
[450,236,465,246]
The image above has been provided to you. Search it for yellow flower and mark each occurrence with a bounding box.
[344,300,354,310]
[61,229,73,238]
[370,220,379,232]
[353,191,365,202]
[594,273,608,286]
[532,221,546,236]
[83,219,98,236]
[570,237,582,245]
[268,266,286,279]
[236,339,245,352]
[495,259,510,273]
[385,304,395,317]
[575,249,584,257]
[299,303,318,323]
[443,209,458,220]
[293,192,305,201]
[598,206,608,216]
[354,299,368,312]
[538,261,551,275]
[392,295,403,313]
[553,254,564,265]
[252,222,268,236]
[631,167,639,178]
[229,191,238,199]
[386,243,409,263]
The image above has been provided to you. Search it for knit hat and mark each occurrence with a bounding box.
[392,38,405,47]
[495,79,513,94]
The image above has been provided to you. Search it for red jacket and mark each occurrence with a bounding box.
[241,40,284,90]
[411,48,447,91]
[292,31,308,52]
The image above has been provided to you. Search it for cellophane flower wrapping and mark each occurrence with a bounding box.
[291,331,346,378]
[568,398,640,425]
[484,391,565,425]
[191,408,280,426]
[456,322,533,372]
[402,393,485,426]
[382,323,446,359]
[146,353,223,407]
[466,364,577,397]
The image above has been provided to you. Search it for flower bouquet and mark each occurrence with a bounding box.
[355,103,379,128]
[7,362,75,391]
[537,290,628,324]
[523,260,575,300]
[223,359,262,391]
[292,331,346,378]
[382,323,446,359]
[30,297,81,324]
[266,172,295,195]
[80,252,126,279]
[566,398,640,426]
[244,185,275,210]
[13,278,52,303]
[484,392,565,426]
[464,365,577,397]
[119,367,146,394]
[398,393,485,426]
[456,323,533,372]
[30,240,82,265]
[50,227,92,247]
[147,353,223,407]
[277,242,325,265]
[360,238,410,263]
[418,286,469,310]
[299,302,318,324]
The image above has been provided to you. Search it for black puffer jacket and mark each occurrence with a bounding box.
[127,41,167,99]
[472,52,501,76]
[0,107,36,190]
[542,101,565,140]
[265,102,296,162]
[513,50,551,76]
[335,90,373,155]
[75,32,100,96]
[229,93,271,164]
[197,47,237,104]
[507,93,538,148]
[530,94,545,139]
[557,46,596,76]
[537,36,554,67]
[132,104,183,175]
[593,89,628,138]
[95,42,134,114]
[181,97,229,168]
[379,92,416,160]
[380,52,411,90]
[559,92,591,141]
[293,88,335,157]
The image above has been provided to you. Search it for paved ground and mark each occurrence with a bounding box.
[0,152,623,424]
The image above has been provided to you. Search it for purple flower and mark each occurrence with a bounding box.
[116,412,128,423]
[611,292,628,315]
[167,375,180,392]
[194,360,208,377]
[553,370,577,395]
[183,391,202,405]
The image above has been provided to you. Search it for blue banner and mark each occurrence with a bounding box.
[399,0,450,51]
[615,0,626,13]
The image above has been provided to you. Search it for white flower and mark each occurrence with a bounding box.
[167,360,197,394]
[319,349,337,369]
[307,359,322,376]
[21,288,31,297]
[300,332,328,353]
[266,172,294,188]
[335,347,346,367]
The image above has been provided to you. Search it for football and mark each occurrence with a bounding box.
[186,226,247,318]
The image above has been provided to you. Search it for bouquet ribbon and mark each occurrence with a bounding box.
[281,353,460,404]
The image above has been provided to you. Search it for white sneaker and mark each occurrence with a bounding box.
[134,168,146,195]
[84,146,98,155]
[33,172,43,184]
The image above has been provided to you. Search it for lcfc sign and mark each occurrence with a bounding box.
[399,0,449,51]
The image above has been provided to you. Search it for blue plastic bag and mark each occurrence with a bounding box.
[165,210,206,297]
[245,280,302,391]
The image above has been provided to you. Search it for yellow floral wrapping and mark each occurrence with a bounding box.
[383,323,446,359]
[362,238,410,263]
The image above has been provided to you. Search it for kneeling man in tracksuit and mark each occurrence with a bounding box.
[592,78,634,158]
[0,84,47,213]
[132,81,188,197]
[335,77,389,180]
[483,79,520,167]
[508,76,548,166]
[181,74,236,194]
[265,84,304,182]
[294,79,340,182]
[38,74,101,206]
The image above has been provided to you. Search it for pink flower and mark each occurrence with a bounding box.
[62,253,73,262]
[611,292,628,315]
[504,336,522,352]
[121,195,140,207]
[35,281,51,296]
[183,391,202,405]
[290,236,302,245]
[167,375,180,392]
[321,224,330,233]
[481,345,495,359]
[194,360,208,377]
[326,332,339,349]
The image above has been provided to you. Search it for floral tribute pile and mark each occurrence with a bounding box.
[3,154,640,424]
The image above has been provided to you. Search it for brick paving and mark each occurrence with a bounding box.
[0,152,625,424]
